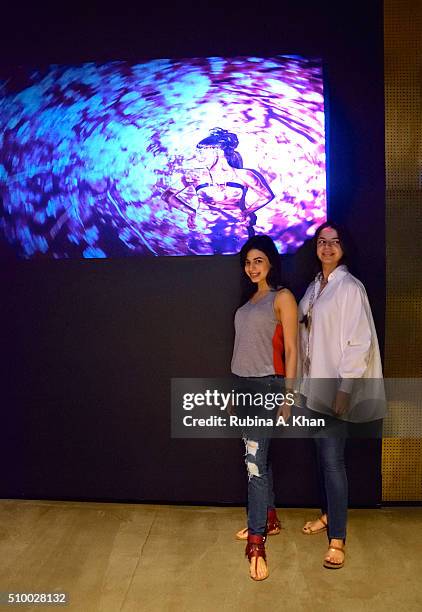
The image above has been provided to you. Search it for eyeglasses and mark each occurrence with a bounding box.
[317,238,341,248]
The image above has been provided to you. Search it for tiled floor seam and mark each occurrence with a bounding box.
[119,510,158,612]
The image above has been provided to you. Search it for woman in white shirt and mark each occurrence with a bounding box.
[298,221,383,569]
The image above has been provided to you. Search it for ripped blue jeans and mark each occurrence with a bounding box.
[234,373,283,536]
[244,437,275,535]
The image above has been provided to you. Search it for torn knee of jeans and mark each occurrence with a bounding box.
[244,440,259,457]
[246,461,261,478]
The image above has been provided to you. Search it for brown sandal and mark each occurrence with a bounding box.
[302,514,327,535]
[323,544,345,569]
[236,508,282,540]
[245,534,269,581]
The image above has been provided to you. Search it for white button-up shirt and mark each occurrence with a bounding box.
[298,265,385,421]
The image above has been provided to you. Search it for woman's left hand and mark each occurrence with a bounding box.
[332,390,350,416]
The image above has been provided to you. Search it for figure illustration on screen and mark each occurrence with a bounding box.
[161,128,274,254]
[0,57,326,258]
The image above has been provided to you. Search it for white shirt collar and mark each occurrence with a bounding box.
[316,264,348,283]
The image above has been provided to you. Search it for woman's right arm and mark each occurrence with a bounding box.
[242,169,275,213]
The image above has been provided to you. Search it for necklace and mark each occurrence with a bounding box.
[303,274,328,375]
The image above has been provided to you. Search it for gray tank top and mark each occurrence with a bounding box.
[231,291,285,377]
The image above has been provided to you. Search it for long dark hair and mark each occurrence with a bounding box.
[197,127,243,169]
[314,221,354,272]
[239,235,282,304]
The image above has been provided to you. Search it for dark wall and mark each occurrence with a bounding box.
[1,2,384,505]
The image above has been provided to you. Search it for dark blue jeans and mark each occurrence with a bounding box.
[235,374,283,536]
[244,437,275,535]
[314,437,348,540]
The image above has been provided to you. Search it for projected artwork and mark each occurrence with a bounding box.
[0,56,326,258]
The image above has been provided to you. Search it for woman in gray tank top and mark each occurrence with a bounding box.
[231,235,298,581]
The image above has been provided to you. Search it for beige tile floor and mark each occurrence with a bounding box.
[0,501,421,611]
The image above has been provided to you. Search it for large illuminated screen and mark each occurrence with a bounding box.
[0,56,326,258]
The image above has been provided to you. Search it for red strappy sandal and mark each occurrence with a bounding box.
[245,534,269,581]
[235,508,282,540]
[266,508,281,535]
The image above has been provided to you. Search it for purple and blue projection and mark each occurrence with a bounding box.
[0,56,326,258]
